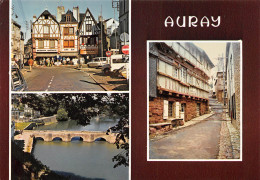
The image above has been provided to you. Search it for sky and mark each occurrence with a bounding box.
[194,42,227,77]
[12,0,117,43]
[193,42,226,66]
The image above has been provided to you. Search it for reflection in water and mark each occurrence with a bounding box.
[32,116,128,179]
[33,141,128,180]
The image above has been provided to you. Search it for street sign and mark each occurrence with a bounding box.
[106,51,112,57]
[122,45,129,55]
[120,32,129,42]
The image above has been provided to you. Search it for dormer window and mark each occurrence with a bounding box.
[66,15,71,22]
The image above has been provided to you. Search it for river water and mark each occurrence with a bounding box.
[32,116,129,180]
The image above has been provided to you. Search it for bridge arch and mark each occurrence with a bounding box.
[94,137,107,142]
[52,137,63,141]
[35,137,45,141]
[71,136,83,141]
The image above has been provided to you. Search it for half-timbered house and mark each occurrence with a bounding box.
[59,10,79,60]
[78,8,100,61]
[149,42,214,133]
[32,10,61,62]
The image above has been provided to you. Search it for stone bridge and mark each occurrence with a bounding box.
[14,130,117,153]
[24,130,117,143]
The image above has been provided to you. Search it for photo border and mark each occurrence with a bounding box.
[9,0,132,179]
[146,40,242,162]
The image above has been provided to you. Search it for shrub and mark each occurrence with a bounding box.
[56,108,69,121]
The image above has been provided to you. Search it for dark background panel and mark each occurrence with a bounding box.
[0,0,10,179]
[131,0,259,180]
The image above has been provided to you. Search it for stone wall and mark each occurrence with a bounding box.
[31,115,57,124]
[233,43,241,130]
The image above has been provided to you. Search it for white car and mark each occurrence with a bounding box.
[87,57,107,68]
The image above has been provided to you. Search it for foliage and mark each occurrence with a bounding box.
[24,112,31,117]
[18,104,24,111]
[56,108,69,121]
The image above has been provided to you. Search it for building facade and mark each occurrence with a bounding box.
[32,10,61,62]
[149,42,214,127]
[11,20,24,63]
[215,72,226,103]
[78,8,100,61]
[119,0,129,34]
[59,10,79,59]
[225,42,241,130]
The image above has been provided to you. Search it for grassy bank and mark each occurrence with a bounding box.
[15,122,32,130]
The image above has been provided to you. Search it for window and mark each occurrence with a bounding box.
[168,101,174,117]
[44,15,48,19]
[69,27,74,35]
[64,40,74,48]
[49,40,55,48]
[181,103,186,112]
[180,66,187,83]
[174,68,178,78]
[43,25,49,34]
[86,24,92,32]
[64,27,69,35]
[66,15,71,22]
[64,27,74,35]
[38,40,44,48]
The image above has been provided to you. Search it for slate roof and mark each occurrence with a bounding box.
[60,10,77,23]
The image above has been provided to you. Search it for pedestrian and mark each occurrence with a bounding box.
[28,58,34,71]
[66,57,70,65]
[51,58,54,67]
[46,58,50,67]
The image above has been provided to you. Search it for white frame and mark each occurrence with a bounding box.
[147,40,242,162]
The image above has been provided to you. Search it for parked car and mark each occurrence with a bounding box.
[87,57,107,68]
[101,54,129,76]
[11,63,27,91]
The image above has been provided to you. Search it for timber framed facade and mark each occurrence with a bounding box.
[32,10,61,61]
[78,8,100,60]
[149,42,214,129]
[31,8,107,63]
[59,10,79,58]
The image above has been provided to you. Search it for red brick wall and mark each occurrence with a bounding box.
[149,97,164,124]
[149,96,209,124]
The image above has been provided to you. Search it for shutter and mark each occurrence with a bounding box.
[163,100,168,119]
[69,40,74,48]
[64,40,69,48]
[176,102,180,118]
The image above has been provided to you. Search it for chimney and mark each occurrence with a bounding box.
[57,6,65,22]
[33,15,37,22]
[73,6,79,22]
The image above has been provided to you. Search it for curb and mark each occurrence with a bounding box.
[88,73,109,91]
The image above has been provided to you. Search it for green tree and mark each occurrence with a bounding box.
[56,108,69,121]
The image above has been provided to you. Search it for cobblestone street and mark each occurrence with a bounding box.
[149,97,240,160]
